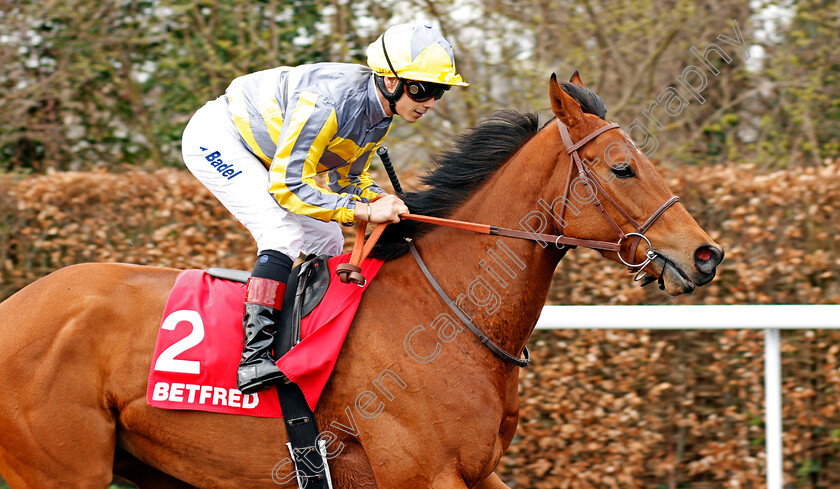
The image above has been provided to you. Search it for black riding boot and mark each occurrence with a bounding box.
[236,276,288,394]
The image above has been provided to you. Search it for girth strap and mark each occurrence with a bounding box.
[275,382,333,489]
[409,241,531,368]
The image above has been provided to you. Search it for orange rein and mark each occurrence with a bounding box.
[335,219,390,286]
[335,212,622,285]
[337,213,486,285]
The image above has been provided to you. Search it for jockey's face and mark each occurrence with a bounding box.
[394,86,436,123]
[380,76,438,123]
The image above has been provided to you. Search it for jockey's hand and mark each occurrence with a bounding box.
[358,194,408,224]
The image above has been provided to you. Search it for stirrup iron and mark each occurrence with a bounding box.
[285,439,334,489]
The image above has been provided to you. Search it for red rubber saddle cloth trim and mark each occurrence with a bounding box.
[146,253,384,418]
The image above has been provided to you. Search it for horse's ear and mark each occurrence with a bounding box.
[569,70,585,87]
[549,73,584,128]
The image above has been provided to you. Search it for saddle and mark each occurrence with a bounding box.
[207,254,331,361]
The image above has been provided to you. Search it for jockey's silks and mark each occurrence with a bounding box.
[224,63,391,224]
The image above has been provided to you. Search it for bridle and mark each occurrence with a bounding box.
[554,120,680,279]
[337,119,682,368]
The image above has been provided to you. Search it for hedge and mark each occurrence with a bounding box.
[1,162,838,487]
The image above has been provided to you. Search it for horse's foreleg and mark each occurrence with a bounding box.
[473,473,510,489]
[430,471,507,489]
[423,471,510,489]
[428,475,469,489]
[113,448,199,489]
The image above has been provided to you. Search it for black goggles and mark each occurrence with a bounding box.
[404,80,449,102]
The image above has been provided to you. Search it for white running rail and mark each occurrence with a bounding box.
[535,304,840,489]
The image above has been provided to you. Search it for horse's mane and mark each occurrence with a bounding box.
[370,83,607,260]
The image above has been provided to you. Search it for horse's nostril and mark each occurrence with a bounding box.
[694,245,723,273]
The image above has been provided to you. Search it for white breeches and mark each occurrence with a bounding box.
[181,97,344,261]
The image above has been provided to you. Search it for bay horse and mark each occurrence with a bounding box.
[0,73,722,488]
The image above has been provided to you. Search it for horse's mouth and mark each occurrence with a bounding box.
[650,254,696,295]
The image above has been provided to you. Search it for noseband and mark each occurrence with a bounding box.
[555,120,680,279]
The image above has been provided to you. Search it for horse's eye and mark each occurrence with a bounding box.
[611,164,635,179]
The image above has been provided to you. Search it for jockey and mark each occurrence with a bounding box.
[181,23,469,394]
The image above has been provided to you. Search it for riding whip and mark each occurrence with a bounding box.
[376,146,404,196]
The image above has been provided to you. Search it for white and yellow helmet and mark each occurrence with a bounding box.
[367,23,469,87]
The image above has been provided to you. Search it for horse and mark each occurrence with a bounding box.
[0,72,723,489]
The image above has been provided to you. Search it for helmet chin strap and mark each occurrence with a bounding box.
[375,34,405,116]
[375,75,403,116]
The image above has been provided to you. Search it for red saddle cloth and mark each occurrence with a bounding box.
[146,254,384,418]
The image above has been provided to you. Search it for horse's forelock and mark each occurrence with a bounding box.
[560,82,608,119]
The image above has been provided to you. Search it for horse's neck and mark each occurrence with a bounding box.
[413,129,565,367]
